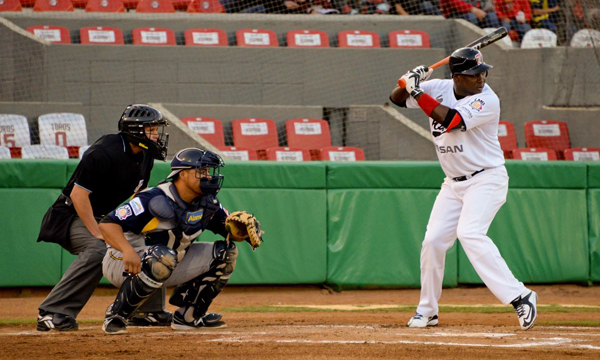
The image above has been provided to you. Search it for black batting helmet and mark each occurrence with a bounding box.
[449,48,493,76]
[118,104,169,161]
[167,148,225,195]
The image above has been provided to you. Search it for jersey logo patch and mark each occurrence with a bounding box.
[129,197,145,216]
[469,98,485,112]
[116,204,133,220]
[186,210,204,224]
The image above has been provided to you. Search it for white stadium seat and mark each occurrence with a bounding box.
[21,144,70,159]
[78,145,91,159]
[0,145,11,159]
[0,114,31,158]
[38,113,88,157]
[521,29,557,49]
[570,29,600,48]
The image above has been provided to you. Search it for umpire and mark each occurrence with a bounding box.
[36,104,169,331]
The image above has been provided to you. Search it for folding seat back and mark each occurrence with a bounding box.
[512,148,557,161]
[320,146,365,161]
[232,118,278,151]
[78,145,91,159]
[236,29,278,47]
[135,0,174,12]
[38,113,88,158]
[85,0,125,12]
[0,114,31,158]
[27,25,71,44]
[388,30,430,48]
[217,146,258,161]
[184,28,228,47]
[338,30,380,48]
[33,0,74,11]
[0,145,10,159]
[265,147,310,162]
[524,120,570,158]
[521,29,557,48]
[132,27,176,46]
[564,147,600,161]
[287,30,329,48]
[285,118,331,160]
[186,0,224,13]
[0,0,22,11]
[570,29,600,48]
[181,117,225,147]
[498,120,517,159]
[22,145,70,159]
[80,26,124,45]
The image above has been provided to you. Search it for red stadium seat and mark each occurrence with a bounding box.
[564,147,600,161]
[20,0,35,8]
[172,0,191,10]
[38,113,88,158]
[524,120,570,159]
[33,0,74,11]
[265,147,311,162]
[0,114,31,159]
[217,146,258,161]
[135,0,174,12]
[186,0,224,12]
[85,0,125,12]
[232,118,278,158]
[338,30,380,48]
[122,0,138,8]
[512,148,557,161]
[184,28,228,47]
[287,30,329,48]
[26,25,71,44]
[71,0,86,8]
[80,26,124,45]
[498,120,518,159]
[388,30,431,48]
[320,146,365,161]
[0,0,22,11]
[285,118,331,160]
[236,29,278,47]
[181,117,225,147]
[132,27,176,46]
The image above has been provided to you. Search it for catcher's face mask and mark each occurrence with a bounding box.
[195,166,224,195]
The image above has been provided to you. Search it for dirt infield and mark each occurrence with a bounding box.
[1,285,599,359]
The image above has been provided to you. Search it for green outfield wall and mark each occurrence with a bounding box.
[0,160,597,288]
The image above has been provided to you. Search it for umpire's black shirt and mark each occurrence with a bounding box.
[63,134,154,217]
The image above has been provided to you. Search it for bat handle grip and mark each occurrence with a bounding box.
[397,56,450,88]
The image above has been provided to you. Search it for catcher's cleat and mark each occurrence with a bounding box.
[407,313,439,328]
[36,312,79,332]
[103,315,128,335]
[171,311,227,330]
[128,310,173,327]
[512,289,537,330]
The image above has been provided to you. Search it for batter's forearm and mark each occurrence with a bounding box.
[390,86,410,105]
[413,93,450,124]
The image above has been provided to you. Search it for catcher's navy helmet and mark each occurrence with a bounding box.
[167,148,225,195]
[119,104,169,161]
[449,48,493,76]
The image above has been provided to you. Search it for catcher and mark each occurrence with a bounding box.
[99,147,263,335]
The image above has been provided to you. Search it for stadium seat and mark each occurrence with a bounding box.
[184,28,228,47]
[483,28,512,47]
[287,30,330,48]
[122,0,138,9]
[38,113,88,158]
[338,30,380,48]
[0,0,22,11]
[181,117,225,147]
[135,0,174,12]
[521,29,557,48]
[71,0,86,8]
[320,146,365,161]
[0,114,31,158]
[236,29,278,47]
[33,0,74,11]
[524,120,570,159]
[186,0,224,13]
[0,145,11,159]
[21,145,69,159]
[564,147,600,161]
[512,148,557,161]
[78,145,91,159]
[26,25,71,44]
[171,0,190,10]
[80,26,124,45]
[388,30,430,48]
[570,29,600,48]
[285,118,331,160]
[20,0,35,8]
[498,120,518,159]
[232,118,278,158]
[132,27,176,46]
[85,0,125,12]
[217,146,258,161]
[265,147,310,162]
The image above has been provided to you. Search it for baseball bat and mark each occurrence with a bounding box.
[398,27,508,88]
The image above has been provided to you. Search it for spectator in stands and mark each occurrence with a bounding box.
[529,0,560,33]
[441,0,501,28]
[222,0,281,13]
[283,0,340,13]
[389,0,443,15]
[360,0,391,14]
[495,0,532,41]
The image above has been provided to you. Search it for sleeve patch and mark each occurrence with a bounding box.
[469,98,486,112]
[115,204,133,220]
[129,197,145,216]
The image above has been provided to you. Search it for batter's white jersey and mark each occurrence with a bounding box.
[405,79,505,179]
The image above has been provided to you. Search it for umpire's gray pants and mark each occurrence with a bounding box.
[38,217,165,318]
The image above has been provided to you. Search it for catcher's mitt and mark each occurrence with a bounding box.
[225,211,264,251]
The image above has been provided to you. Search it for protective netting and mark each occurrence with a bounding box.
[0,0,599,161]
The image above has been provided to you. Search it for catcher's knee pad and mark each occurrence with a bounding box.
[141,245,178,284]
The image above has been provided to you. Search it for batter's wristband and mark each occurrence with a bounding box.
[417,93,440,117]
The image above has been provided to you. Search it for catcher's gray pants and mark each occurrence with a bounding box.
[38,217,164,319]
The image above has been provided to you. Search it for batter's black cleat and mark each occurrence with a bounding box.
[103,315,128,335]
[128,310,173,327]
[511,289,538,330]
[171,311,227,330]
[37,312,79,332]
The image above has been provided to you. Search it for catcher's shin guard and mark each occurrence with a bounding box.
[170,240,237,318]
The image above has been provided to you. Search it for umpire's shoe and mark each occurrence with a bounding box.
[128,310,173,327]
[407,313,439,328]
[171,310,227,330]
[511,289,538,330]
[103,315,128,335]
[37,312,79,332]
